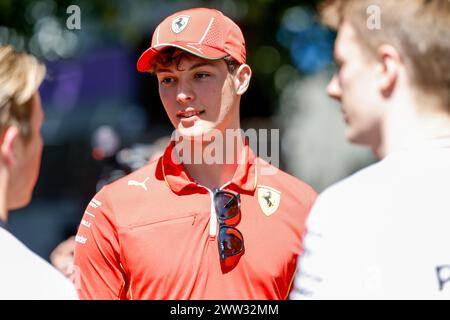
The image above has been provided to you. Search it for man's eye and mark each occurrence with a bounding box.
[161,77,175,85]
[194,72,210,79]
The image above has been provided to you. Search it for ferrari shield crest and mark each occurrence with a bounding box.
[172,15,190,34]
[257,186,281,216]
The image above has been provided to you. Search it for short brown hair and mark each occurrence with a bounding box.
[0,45,46,142]
[319,0,450,109]
[151,47,241,74]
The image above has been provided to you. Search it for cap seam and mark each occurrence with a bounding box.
[198,17,215,44]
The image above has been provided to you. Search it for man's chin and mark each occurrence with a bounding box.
[345,129,367,146]
[346,130,383,156]
[8,194,32,211]
[174,125,215,141]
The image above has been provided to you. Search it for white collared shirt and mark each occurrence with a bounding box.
[291,137,450,299]
[0,226,78,300]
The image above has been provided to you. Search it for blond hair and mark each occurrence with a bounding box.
[319,0,450,109]
[0,45,46,141]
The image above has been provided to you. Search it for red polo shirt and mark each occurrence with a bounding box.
[73,142,316,299]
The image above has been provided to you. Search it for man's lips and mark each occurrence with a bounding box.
[340,107,349,124]
[177,107,205,118]
[342,112,349,124]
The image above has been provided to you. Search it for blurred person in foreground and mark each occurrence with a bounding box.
[0,45,78,299]
[73,7,316,299]
[290,0,450,299]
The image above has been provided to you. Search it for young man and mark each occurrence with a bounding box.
[0,45,78,299]
[73,8,316,299]
[291,0,450,299]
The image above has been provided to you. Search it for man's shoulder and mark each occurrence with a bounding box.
[0,228,78,299]
[0,227,27,253]
[311,160,385,219]
[90,157,178,226]
[321,160,384,199]
[1,228,56,273]
[100,158,165,199]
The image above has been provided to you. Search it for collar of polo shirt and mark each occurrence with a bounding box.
[160,140,257,195]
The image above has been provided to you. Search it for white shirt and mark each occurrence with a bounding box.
[0,226,78,300]
[291,138,450,299]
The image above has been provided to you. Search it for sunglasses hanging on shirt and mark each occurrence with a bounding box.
[213,188,244,261]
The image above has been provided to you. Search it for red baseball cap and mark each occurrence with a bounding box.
[136,8,246,72]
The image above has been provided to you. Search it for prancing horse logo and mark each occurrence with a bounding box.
[128,177,150,191]
[172,15,190,34]
[257,186,281,217]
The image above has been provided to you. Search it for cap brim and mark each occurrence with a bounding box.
[136,42,229,72]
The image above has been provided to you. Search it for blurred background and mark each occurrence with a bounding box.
[1,0,375,261]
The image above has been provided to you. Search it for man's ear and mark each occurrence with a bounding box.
[376,44,401,97]
[234,64,252,96]
[1,126,21,167]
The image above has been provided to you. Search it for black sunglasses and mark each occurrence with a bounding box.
[213,188,244,261]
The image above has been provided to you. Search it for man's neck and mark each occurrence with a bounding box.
[0,167,9,224]
[178,132,246,190]
[383,93,450,155]
[371,142,385,160]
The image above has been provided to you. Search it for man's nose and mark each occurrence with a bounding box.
[176,82,194,105]
[326,74,341,101]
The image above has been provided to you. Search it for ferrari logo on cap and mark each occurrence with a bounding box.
[257,186,281,217]
[172,15,190,34]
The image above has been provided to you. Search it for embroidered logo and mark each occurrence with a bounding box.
[172,15,190,34]
[128,177,150,191]
[257,186,281,216]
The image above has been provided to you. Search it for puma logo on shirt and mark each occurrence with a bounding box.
[128,177,150,191]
